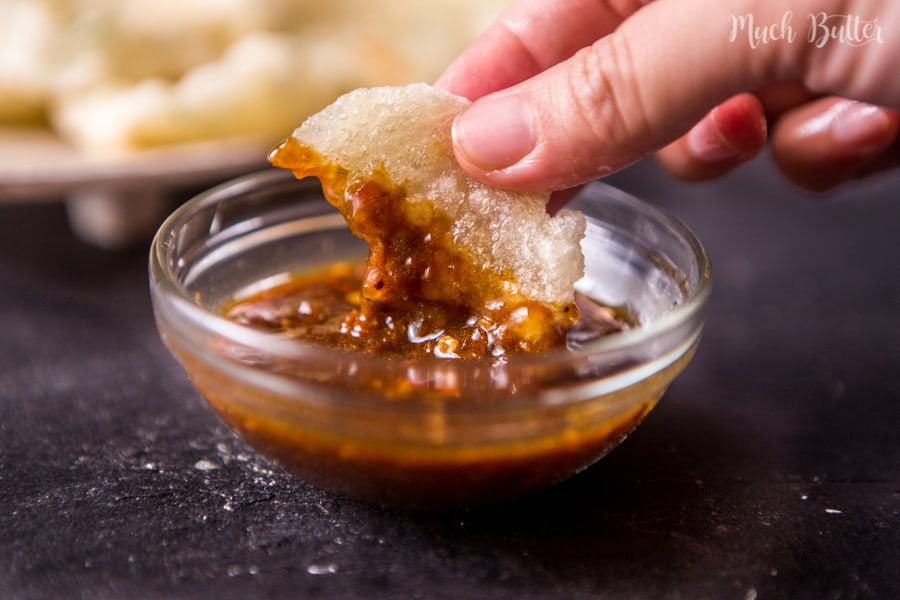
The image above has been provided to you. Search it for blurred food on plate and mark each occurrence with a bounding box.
[0,0,507,155]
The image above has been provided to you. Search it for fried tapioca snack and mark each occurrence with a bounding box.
[268,83,586,358]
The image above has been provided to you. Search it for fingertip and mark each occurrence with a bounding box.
[830,103,900,151]
[682,93,767,165]
[710,93,768,158]
[771,99,900,193]
[657,93,767,181]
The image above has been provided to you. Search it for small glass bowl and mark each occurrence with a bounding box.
[149,169,711,509]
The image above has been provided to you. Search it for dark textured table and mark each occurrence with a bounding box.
[2,156,898,599]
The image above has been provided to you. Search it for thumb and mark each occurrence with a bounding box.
[449,0,875,191]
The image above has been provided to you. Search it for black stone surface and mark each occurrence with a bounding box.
[2,156,898,599]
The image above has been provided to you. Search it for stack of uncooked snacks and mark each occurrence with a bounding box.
[0,0,506,155]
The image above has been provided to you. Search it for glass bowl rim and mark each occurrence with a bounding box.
[149,168,713,371]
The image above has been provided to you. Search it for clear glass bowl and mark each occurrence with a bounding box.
[149,169,711,509]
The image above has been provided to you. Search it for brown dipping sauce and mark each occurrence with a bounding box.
[266,137,609,360]
[204,262,646,508]
[224,260,631,360]
[181,136,657,508]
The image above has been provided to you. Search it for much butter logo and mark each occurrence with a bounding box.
[728,10,884,49]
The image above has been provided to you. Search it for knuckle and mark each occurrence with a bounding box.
[561,33,652,156]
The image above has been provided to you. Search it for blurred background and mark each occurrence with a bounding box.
[0,0,508,247]
[1,0,510,150]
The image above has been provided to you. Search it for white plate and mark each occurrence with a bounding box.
[0,127,273,202]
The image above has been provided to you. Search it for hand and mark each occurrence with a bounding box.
[436,0,900,193]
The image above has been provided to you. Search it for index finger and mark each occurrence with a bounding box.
[436,0,653,99]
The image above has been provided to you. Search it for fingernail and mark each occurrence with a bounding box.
[453,96,536,171]
[686,112,742,162]
[831,102,892,149]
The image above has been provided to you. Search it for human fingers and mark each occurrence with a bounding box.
[450,0,900,192]
[655,82,899,186]
[653,81,824,182]
[654,82,817,182]
[747,82,900,191]
[654,82,815,182]
[770,97,900,192]
[435,0,652,99]
[655,93,768,182]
